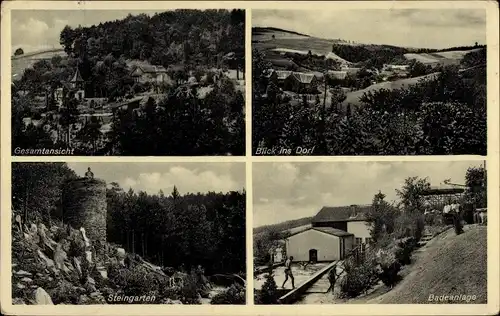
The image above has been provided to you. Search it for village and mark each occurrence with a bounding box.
[13,54,244,155]
[252,19,487,156]
[12,9,246,156]
[253,162,487,305]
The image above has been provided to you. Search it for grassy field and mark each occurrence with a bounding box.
[253,27,342,58]
[11,49,66,81]
[341,72,440,108]
[404,48,482,66]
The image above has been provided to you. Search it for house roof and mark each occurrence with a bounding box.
[313,227,354,237]
[327,70,347,80]
[131,64,167,75]
[421,185,465,196]
[275,70,292,80]
[70,68,84,83]
[287,226,353,238]
[312,205,371,223]
[291,72,316,84]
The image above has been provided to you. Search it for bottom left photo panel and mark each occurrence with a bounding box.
[10,161,247,305]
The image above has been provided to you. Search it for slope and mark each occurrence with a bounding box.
[342,72,440,108]
[368,225,487,304]
[11,49,66,81]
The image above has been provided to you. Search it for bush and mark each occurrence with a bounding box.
[377,262,401,287]
[210,284,245,304]
[453,214,464,235]
[178,273,202,304]
[394,237,415,266]
[339,257,378,298]
[257,272,279,304]
[394,212,425,242]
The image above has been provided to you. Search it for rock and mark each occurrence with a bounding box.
[80,227,91,247]
[34,287,53,305]
[96,266,108,279]
[21,277,33,283]
[15,270,32,276]
[78,294,90,304]
[53,243,67,270]
[37,249,55,267]
[12,297,26,305]
[73,257,83,276]
[16,283,26,289]
[116,248,126,258]
[163,298,183,304]
[85,250,93,263]
[30,224,38,234]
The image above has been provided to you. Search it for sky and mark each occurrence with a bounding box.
[66,162,245,196]
[253,9,486,49]
[11,10,166,53]
[252,161,485,228]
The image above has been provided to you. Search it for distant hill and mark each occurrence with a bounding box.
[11,48,66,81]
[404,48,484,66]
[253,27,310,37]
[254,216,313,236]
[342,73,440,108]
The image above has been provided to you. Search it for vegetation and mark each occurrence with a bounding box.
[256,272,279,304]
[12,163,246,276]
[14,48,24,56]
[253,45,486,155]
[12,9,245,156]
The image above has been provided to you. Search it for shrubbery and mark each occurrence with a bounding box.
[256,272,279,304]
[210,284,245,304]
[339,255,379,298]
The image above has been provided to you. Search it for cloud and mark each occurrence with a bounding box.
[66,162,245,195]
[253,9,485,48]
[253,161,483,227]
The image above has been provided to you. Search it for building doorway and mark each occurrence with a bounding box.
[309,249,318,263]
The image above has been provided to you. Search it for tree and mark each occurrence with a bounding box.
[367,191,399,242]
[464,166,487,208]
[14,48,24,56]
[396,176,431,213]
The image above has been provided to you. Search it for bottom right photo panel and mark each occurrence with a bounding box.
[253,161,487,305]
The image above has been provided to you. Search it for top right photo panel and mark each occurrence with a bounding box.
[252,9,487,156]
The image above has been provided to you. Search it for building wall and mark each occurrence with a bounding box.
[347,221,372,242]
[285,229,341,262]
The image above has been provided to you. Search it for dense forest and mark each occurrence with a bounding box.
[12,9,245,156]
[331,43,485,69]
[252,47,486,155]
[11,163,246,276]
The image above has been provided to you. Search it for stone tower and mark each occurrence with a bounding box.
[62,177,107,243]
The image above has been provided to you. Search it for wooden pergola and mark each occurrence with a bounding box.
[420,186,466,209]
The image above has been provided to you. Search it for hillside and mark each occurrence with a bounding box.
[11,49,66,81]
[404,48,483,66]
[342,72,440,107]
[252,27,342,57]
[368,225,487,304]
[254,216,313,236]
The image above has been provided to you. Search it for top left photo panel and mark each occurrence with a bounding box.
[11,9,246,156]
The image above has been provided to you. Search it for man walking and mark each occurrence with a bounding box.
[327,264,340,294]
[282,256,295,289]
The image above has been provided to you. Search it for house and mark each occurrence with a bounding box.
[284,204,373,263]
[327,70,347,80]
[130,64,169,84]
[285,226,354,262]
[283,72,319,94]
[383,64,410,71]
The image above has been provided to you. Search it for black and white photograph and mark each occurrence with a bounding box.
[11,9,245,156]
[252,9,487,156]
[253,161,487,304]
[11,162,246,305]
